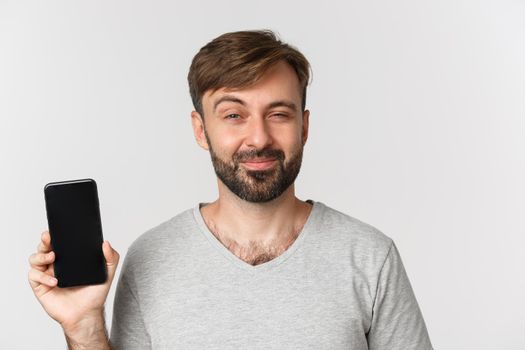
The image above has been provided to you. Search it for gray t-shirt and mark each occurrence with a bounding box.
[109,200,433,349]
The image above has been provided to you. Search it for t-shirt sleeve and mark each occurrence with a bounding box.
[366,241,434,350]
[109,252,152,350]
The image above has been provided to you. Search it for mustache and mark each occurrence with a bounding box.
[233,148,285,163]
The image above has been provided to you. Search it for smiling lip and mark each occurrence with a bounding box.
[241,158,277,170]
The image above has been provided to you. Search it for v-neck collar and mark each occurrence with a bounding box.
[192,199,320,273]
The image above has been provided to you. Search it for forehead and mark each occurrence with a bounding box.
[202,61,302,111]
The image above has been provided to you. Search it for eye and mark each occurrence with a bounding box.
[271,113,288,119]
[225,114,241,120]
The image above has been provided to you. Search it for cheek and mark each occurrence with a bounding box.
[277,127,303,153]
[208,127,243,158]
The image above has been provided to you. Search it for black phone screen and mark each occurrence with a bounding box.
[44,178,107,288]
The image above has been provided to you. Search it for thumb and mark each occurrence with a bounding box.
[102,240,120,282]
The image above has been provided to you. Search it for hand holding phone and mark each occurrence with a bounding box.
[28,178,120,342]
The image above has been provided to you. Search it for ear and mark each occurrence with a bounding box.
[301,109,310,146]
[191,111,209,151]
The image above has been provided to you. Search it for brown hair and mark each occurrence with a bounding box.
[187,29,311,119]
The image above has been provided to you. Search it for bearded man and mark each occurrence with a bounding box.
[29,29,433,350]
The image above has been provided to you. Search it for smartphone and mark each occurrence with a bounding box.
[44,178,107,288]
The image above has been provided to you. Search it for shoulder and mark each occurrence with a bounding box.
[312,201,394,262]
[315,201,392,245]
[123,207,197,269]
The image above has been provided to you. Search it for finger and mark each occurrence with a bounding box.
[102,240,120,283]
[46,261,55,277]
[28,267,57,290]
[28,251,55,271]
[37,230,52,253]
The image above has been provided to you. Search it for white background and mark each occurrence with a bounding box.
[1,0,524,349]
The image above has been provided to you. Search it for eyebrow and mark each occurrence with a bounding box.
[213,95,246,112]
[213,95,298,113]
[268,100,298,112]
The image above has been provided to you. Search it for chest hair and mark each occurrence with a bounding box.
[204,219,302,266]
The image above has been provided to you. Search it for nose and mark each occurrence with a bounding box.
[244,116,273,150]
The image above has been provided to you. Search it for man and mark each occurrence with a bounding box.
[28,29,433,349]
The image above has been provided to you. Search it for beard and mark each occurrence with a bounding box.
[204,128,304,203]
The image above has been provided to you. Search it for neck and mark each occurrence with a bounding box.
[200,181,312,247]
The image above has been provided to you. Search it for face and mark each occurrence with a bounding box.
[191,60,310,203]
